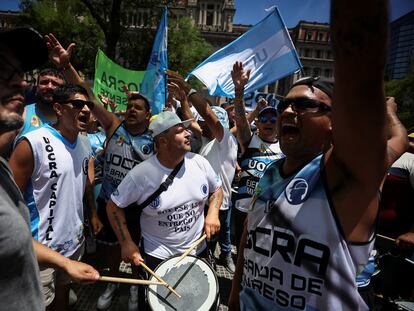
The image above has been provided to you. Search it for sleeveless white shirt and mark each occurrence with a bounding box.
[23,125,92,256]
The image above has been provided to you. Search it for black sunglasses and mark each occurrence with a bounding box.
[277,97,331,114]
[258,115,277,124]
[59,99,94,109]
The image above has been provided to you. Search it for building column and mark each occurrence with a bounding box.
[203,9,207,25]
[213,9,217,26]
[198,8,202,24]
[218,11,222,27]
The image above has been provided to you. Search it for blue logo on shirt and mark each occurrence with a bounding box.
[141,144,152,155]
[285,178,308,205]
[201,184,208,196]
[149,196,161,209]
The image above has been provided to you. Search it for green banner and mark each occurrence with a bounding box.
[93,49,145,111]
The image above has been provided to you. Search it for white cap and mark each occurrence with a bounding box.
[149,111,192,137]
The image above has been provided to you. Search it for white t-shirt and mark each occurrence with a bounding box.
[199,129,238,210]
[391,152,414,188]
[111,152,222,259]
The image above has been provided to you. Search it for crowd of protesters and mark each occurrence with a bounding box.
[1,0,414,311]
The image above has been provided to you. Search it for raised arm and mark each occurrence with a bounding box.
[329,0,388,189]
[45,33,81,85]
[385,97,408,165]
[231,62,252,154]
[326,0,389,242]
[166,70,224,142]
[168,81,202,139]
[45,33,120,137]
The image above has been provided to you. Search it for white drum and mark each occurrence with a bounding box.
[147,255,219,311]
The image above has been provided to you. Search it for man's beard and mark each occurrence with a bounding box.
[0,116,23,133]
[36,92,54,106]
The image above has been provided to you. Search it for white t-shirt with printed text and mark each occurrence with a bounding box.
[111,152,222,259]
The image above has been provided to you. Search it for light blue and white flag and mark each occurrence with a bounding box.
[140,7,168,114]
[187,7,302,98]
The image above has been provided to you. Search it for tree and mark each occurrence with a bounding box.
[18,0,214,82]
[168,17,213,76]
[385,62,414,128]
[18,0,104,77]
[80,0,176,63]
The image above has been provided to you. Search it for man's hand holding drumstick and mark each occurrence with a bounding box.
[121,239,145,267]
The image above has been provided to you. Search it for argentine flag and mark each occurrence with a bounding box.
[187,7,302,98]
[140,7,168,114]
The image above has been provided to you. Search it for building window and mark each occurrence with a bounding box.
[206,12,213,25]
[306,31,313,40]
[304,49,311,57]
[313,68,321,76]
[315,50,322,58]
[318,32,324,41]
[324,69,332,78]
[326,50,332,59]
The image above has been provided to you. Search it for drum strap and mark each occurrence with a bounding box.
[138,158,184,210]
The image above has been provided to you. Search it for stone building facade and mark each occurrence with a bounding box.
[275,21,334,95]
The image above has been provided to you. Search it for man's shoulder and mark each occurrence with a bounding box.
[185,151,205,162]
[22,125,48,139]
[25,103,37,110]
[221,128,237,145]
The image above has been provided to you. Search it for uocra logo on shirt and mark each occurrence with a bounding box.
[149,196,161,209]
[201,184,208,197]
[285,178,309,205]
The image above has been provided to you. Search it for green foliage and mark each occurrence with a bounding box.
[17,1,213,83]
[168,17,213,77]
[18,0,104,77]
[386,62,414,128]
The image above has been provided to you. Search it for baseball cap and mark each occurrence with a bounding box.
[0,28,48,72]
[290,76,334,99]
[258,106,277,117]
[149,111,192,137]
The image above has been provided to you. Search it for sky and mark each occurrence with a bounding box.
[234,0,414,27]
[1,0,414,28]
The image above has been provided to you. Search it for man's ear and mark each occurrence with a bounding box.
[53,102,62,116]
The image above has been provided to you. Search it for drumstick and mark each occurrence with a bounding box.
[175,234,207,266]
[98,276,163,286]
[140,262,182,298]
[377,234,395,242]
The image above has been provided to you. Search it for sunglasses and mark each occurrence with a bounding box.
[277,97,331,114]
[59,99,94,109]
[258,115,277,124]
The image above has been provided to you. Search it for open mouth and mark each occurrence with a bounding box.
[281,124,300,142]
[263,126,275,132]
[78,115,89,124]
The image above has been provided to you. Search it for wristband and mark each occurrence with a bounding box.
[187,88,197,97]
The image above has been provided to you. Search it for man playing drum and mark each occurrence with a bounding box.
[106,111,223,304]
